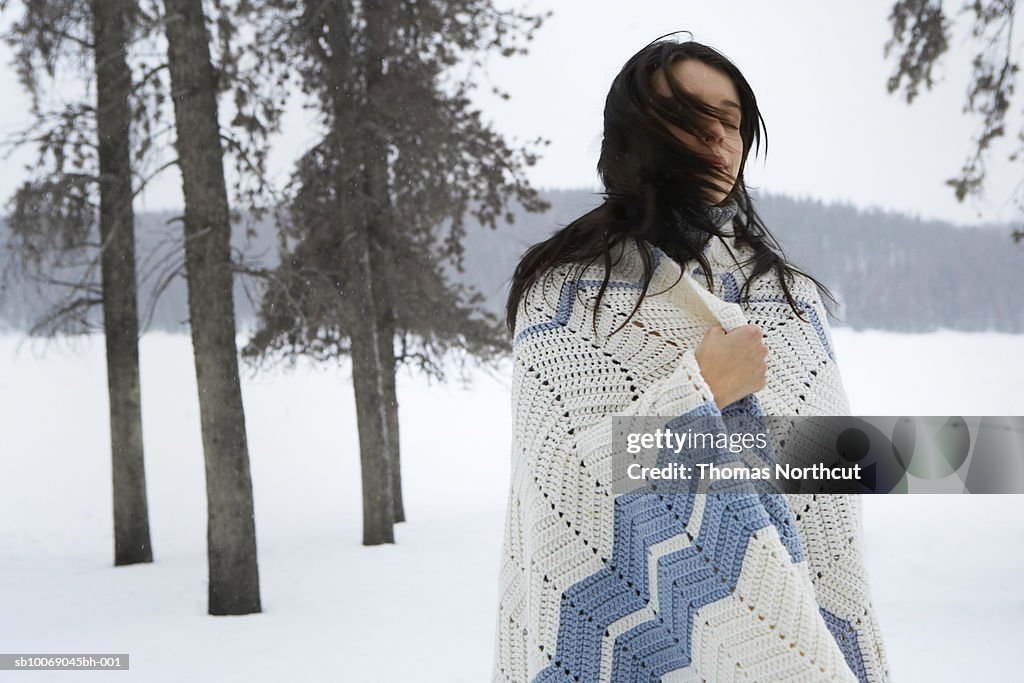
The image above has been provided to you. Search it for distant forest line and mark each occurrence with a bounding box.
[2,189,1020,334]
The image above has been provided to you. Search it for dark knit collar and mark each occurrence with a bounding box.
[668,197,740,251]
[705,197,740,230]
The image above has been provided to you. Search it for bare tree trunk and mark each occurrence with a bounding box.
[321,0,394,545]
[162,0,261,614]
[363,0,404,524]
[90,0,152,566]
[372,243,404,524]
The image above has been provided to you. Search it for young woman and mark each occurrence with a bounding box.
[493,38,890,682]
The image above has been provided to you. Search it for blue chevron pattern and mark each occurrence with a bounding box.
[533,398,810,682]
[821,608,869,683]
[720,395,804,563]
[514,252,664,347]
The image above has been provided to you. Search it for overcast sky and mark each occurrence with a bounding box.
[1,0,1020,227]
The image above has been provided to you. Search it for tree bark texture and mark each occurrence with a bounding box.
[321,0,395,545]
[363,0,404,525]
[162,0,261,614]
[90,0,153,567]
[371,240,404,524]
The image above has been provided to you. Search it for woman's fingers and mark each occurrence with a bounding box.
[695,323,769,407]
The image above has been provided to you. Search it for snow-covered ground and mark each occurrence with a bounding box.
[1,329,1022,682]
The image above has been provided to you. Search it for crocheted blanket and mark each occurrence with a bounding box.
[493,203,890,682]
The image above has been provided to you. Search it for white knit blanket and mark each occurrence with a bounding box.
[493,211,890,682]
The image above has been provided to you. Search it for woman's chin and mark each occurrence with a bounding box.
[698,177,736,206]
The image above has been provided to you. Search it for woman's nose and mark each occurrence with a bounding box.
[703,118,725,143]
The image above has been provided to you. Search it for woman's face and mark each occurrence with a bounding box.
[652,59,744,205]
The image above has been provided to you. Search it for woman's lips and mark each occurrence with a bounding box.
[703,155,727,169]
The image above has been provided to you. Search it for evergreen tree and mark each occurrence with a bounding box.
[1,0,157,566]
[236,0,549,544]
[884,0,1023,242]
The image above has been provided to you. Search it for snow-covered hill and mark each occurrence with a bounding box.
[0,330,1021,681]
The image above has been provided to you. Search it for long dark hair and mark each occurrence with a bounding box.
[506,36,837,335]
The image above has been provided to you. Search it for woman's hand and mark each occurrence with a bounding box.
[694,324,768,409]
